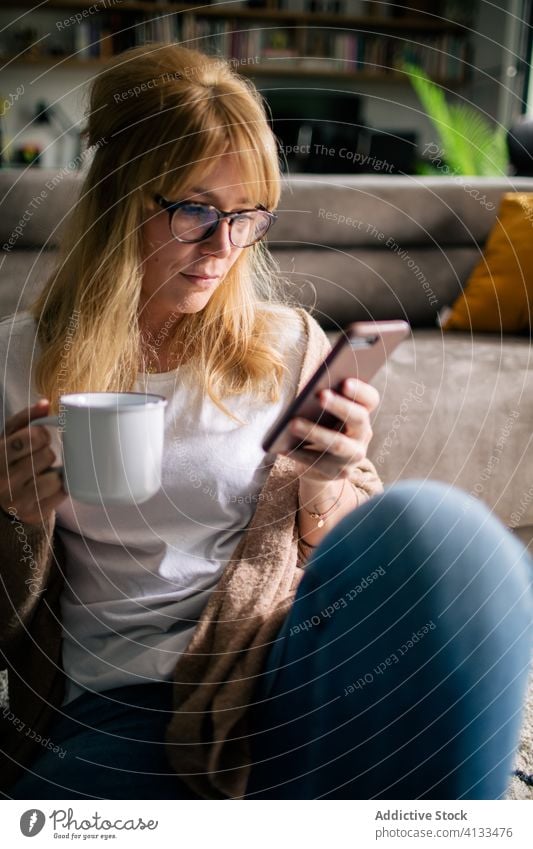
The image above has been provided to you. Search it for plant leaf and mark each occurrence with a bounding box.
[403,62,508,176]
[448,105,508,175]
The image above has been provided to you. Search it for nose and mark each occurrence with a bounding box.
[199,218,233,257]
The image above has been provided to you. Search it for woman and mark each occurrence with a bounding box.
[0,44,531,801]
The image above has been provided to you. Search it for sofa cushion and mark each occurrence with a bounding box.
[272,246,476,328]
[0,249,56,319]
[270,175,533,327]
[364,329,533,529]
[443,192,533,332]
[273,175,533,246]
[0,168,81,250]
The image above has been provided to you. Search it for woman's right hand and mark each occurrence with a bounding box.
[0,399,67,526]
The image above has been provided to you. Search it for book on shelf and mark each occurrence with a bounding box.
[89,20,100,58]
[99,26,114,59]
[8,2,468,81]
[275,0,372,11]
[342,1,373,14]
[73,22,91,60]
[364,0,395,15]
[261,47,299,58]
[277,0,306,10]
[296,56,343,70]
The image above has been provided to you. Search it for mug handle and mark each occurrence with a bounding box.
[31,416,65,482]
[31,415,60,427]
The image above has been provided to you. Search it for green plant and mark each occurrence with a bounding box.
[404,62,508,176]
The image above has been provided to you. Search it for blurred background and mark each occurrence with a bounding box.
[0,0,532,177]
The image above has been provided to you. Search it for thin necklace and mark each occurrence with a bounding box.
[143,347,183,374]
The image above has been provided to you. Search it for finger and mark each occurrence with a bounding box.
[2,399,50,438]
[318,389,370,434]
[33,486,68,519]
[3,425,51,469]
[340,379,380,411]
[7,444,57,491]
[1,446,58,511]
[289,417,363,460]
[10,469,65,523]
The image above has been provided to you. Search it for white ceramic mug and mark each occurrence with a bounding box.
[32,392,167,505]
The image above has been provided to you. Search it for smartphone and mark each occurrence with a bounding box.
[262,319,410,455]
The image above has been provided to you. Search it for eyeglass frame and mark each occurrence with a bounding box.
[154,194,278,248]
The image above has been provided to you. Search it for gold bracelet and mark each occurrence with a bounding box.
[300,478,346,529]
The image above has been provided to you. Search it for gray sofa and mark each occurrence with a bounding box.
[2,168,533,551]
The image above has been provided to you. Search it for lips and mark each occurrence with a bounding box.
[181,272,219,282]
[184,274,217,280]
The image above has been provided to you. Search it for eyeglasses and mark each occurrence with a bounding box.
[154,194,278,249]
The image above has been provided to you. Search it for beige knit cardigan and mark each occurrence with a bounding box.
[0,309,382,797]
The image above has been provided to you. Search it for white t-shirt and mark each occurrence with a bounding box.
[0,311,306,705]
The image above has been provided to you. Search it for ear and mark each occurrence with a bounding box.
[142,193,160,215]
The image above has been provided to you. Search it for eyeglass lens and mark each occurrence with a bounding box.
[170,204,272,247]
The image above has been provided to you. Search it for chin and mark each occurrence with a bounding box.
[173,293,214,313]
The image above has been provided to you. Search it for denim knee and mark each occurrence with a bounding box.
[303,479,532,623]
[308,479,529,564]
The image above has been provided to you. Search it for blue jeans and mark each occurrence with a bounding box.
[7,483,533,800]
[6,679,196,800]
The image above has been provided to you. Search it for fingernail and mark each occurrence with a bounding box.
[291,419,305,433]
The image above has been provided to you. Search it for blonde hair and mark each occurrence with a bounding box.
[30,43,299,419]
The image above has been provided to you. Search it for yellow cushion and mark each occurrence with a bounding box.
[443,193,533,332]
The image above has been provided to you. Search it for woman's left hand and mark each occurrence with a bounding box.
[283,378,380,483]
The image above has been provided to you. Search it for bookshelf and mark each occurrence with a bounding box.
[0,1,471,83]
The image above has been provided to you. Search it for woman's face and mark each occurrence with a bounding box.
[140,152,251,327]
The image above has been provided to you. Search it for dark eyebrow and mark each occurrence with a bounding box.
[187,186,253,207]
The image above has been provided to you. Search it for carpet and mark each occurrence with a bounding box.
[506,668,533,800]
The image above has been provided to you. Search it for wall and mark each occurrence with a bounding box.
[463,0,530,130]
